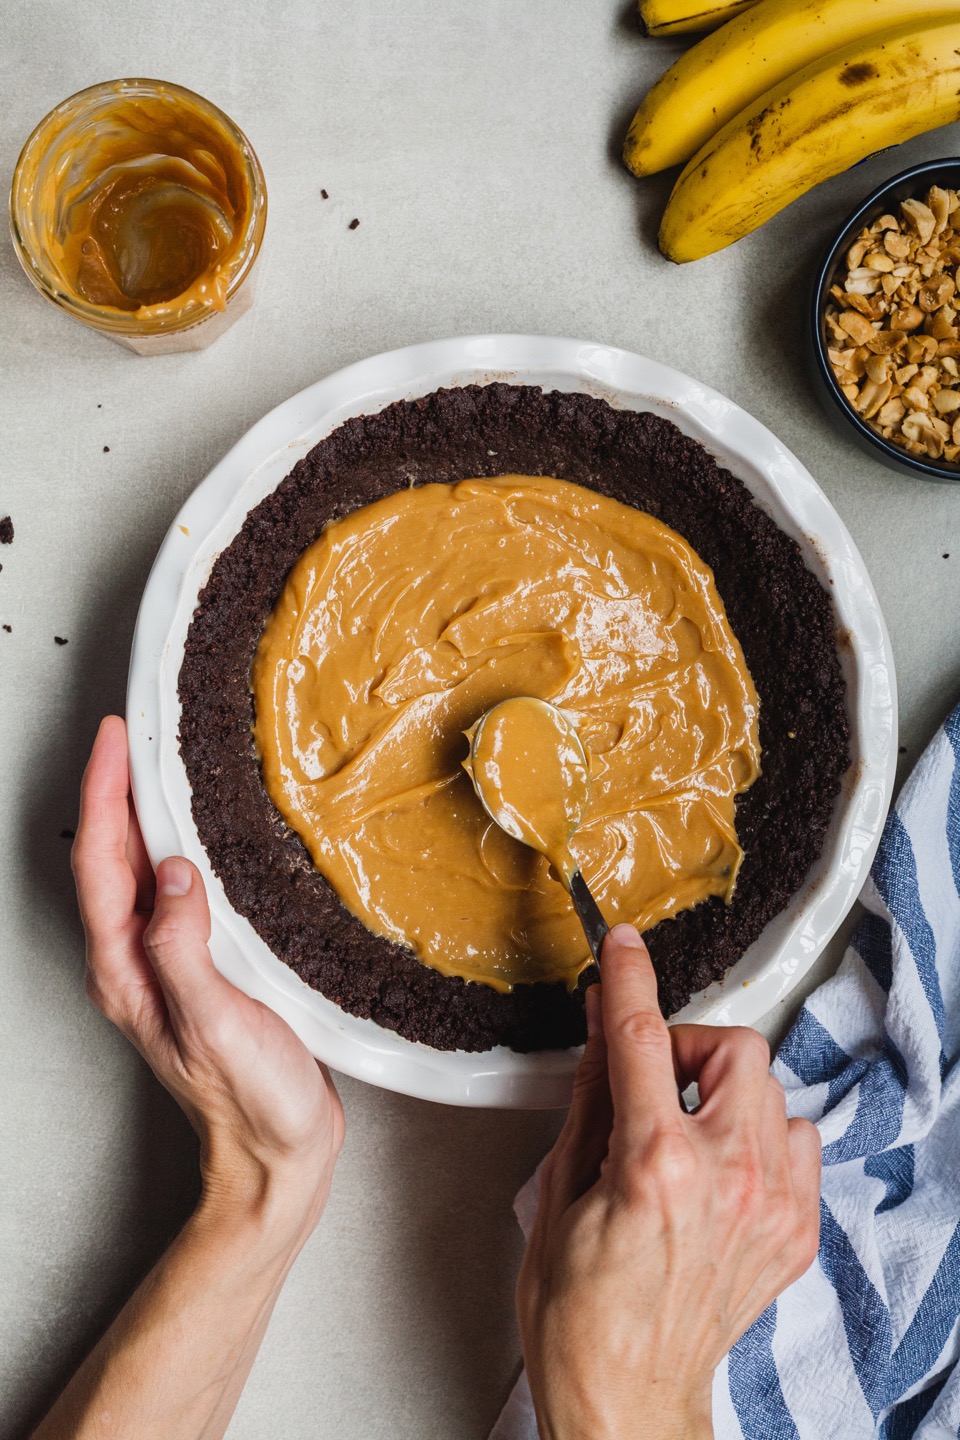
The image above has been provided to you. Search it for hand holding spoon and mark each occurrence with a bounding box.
[462,697,609,968]
[465,696,690,1108]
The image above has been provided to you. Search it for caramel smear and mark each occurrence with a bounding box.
[463,698,591,886]
[22,88,251,314]
[252,476,761,993]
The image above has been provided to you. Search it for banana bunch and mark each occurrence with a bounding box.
[623,0,960,262]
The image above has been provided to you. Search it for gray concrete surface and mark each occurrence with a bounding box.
[2,3,959,1436]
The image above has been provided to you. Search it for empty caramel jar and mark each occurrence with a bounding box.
[9,79,267,354]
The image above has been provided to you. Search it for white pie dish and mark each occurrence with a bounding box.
[127,333,897,1109]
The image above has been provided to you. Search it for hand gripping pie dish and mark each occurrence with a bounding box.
[127,336,896,1107]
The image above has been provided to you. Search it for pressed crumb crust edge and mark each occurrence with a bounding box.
[178,384,850,1053]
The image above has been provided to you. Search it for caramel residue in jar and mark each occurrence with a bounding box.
[25,87,252,314]
[252,475,761,994]
[463,698,591,886]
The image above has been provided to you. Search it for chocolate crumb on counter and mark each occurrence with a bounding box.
[321,188,329,199]
[103,445,110,453]
[54,636,68,646]
[60,829,75,840]
[944,553,950,559]
[0,517,13,545]
[2,624,10,634]
[900,745,908,753]
[348,217,360,230]
[179,383,850,1055]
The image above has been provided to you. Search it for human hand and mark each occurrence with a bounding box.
[72,716,344,1247]
[517,925,821,1440]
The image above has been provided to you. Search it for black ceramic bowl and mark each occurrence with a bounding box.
[809,158,960,484]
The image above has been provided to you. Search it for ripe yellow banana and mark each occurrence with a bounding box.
[659,19,960,263]
[638,0,755,38]
[625,0,960,177]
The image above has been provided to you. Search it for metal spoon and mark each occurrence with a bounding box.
[463,698,609,969]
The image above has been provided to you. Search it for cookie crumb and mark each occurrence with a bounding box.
[103,445,110,453]
[899,745,907,754]
[0,517,13,545]
[60,828,75,840]
[2,624,10,633]
[348,217,360,230]
[944,553,950,559]
[321,188,329,199]
[54,636,68,646]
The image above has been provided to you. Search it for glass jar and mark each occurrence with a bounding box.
[9,79,267,355]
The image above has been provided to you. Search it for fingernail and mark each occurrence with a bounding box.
[157,857,192,897]
[608,923,644,949]
[585,984,603,1037]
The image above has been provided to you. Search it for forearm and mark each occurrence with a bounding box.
[31,1183,312,1440]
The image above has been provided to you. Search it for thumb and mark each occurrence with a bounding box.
[142,857,223,1028]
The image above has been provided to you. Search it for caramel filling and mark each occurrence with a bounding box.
[252,475,761,994]
[20,88,253,314]
[463,698,591,885]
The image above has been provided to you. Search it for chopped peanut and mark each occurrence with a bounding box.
[933,389,960,415]
[902,198,936,245]
[838,311,876,345]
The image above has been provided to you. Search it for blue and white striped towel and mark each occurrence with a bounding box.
[491,702,960,1440]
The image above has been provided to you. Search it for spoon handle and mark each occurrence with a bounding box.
[569,868,609,967]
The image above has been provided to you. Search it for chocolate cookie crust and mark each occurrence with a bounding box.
[179,384,850,1052]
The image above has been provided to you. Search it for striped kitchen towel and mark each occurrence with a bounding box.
[491,702,960,1440]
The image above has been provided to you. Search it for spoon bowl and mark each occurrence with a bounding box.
[464,697,609,968]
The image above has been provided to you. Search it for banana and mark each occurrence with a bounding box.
[625,0,960,178]
[638,0,755,38]
[659,19,960,264]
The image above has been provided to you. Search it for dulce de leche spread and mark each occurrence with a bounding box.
[252,475,761,993]
[16,84,256,315]
[463,698,591,886]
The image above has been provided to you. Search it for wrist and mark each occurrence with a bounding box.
[633,1384,714,1440]
[531,1382,713,1440]
[637,1400,713,1440]
[197,1147,331,1260]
